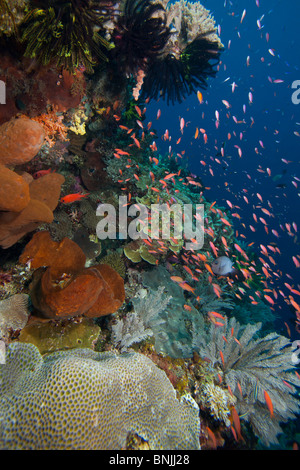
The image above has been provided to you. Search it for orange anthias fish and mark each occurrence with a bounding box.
[264,390,274,418]
[60,193,89,204]
[231,407,243,441]
[206,426,217,449]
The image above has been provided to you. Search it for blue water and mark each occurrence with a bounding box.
[146,0,300,339]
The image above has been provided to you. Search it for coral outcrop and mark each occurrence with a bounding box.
[18,318,100,355]
[0,53,86,124]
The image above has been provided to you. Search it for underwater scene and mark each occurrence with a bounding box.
[0,0,299,451]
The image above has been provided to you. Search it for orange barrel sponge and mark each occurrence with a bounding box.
[29,266,104,319]
[0,116,45,166]
[19,231,86,278]
[0,164,30,212]
[85,264,125,317]
[0,199,54,249]
[20,233,125,319]
[0,173,64,249]
[29,173,65,212]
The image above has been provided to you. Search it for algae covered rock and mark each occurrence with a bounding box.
[0,343,200,450]
[18,318,100,354]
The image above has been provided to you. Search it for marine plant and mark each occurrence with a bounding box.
[20,0,112,72]
[112,286,170,352]
[141,265,207,358]
[122,92,145,125]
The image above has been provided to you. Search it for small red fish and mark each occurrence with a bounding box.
[231,407,243,441]
[33,168,55,179]
[206,426,217,449]
[219,350,225,368]
[264,390,274,418]
[60,193,89,204]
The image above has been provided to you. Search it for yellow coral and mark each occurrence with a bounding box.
[69,109,88,135]
[18,318,100,354]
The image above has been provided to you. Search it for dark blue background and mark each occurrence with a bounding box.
[146,0,300,338]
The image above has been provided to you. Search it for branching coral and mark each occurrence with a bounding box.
[194,316,300,446]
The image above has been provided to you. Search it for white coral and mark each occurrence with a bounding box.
[200,382,236,427]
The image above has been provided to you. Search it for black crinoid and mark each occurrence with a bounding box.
[142,31,223,105]
[20,0,114,72]
[112,0,171,76]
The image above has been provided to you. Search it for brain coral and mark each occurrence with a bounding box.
[0,343,200,450]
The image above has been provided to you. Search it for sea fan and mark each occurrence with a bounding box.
[111,286,170,352]
[111,310,153,352]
